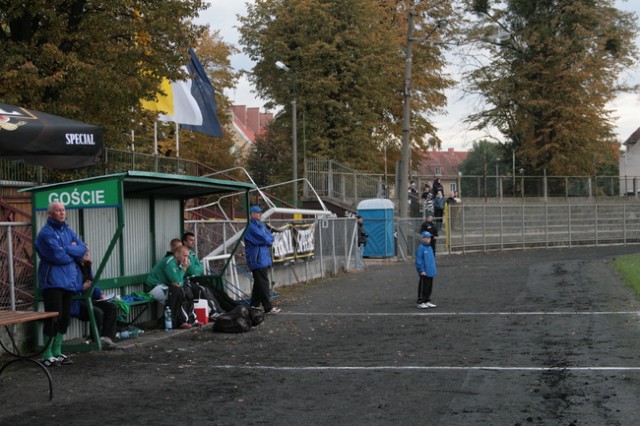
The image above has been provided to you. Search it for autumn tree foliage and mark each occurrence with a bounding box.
[462,0,639,176]
[0,0,207,150]
[239,0,454,183]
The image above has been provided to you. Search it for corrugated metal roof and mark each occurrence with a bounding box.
[19,171,254,199]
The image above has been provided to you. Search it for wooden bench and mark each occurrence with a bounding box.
[70,273,154,351]
[0,310,59,400]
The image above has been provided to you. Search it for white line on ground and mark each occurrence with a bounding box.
[208,365,640,372]
[280,311,640,316]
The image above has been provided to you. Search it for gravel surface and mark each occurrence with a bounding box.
[2,245,640,425]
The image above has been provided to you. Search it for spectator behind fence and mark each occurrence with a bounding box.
[356,215,368,270]
[419,214,439,255]
[432,177,444,198]
[409,181,420,218]
[434,190,445,230]
[72,250,119,349]
[35,201,88,367]
[421,184,434,218]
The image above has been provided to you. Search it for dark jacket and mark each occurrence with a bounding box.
[357,221,368,247]
[35,217,87,293]
[419,220,438,238]
[432,179,444,197]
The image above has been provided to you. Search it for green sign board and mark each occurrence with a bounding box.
[34,179,121,210]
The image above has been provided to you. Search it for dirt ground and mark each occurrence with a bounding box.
[2,245,640,425]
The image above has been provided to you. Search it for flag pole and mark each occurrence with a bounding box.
[154,121,158,155]
[175,122,180,158]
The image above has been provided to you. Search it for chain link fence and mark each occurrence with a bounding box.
[187,216,359,296]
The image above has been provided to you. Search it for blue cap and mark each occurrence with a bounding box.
[421,231,432,238]
[249,205,263,214]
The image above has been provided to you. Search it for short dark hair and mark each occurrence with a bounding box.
[356,215,362,219]
[181,231,195,242]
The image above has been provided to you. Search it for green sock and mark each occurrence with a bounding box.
[51,333,64,357]
[42,338,53,360]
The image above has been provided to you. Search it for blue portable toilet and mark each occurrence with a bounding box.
[357,198,395,257]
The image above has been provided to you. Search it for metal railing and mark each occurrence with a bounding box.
[305,158,390,208]
[304,160,639,212]
[0,149,205,184]
[446,201,640,253]
[4,151,638,204]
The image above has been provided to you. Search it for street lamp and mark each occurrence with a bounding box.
[495,157,500,198]
[276,60,298,208]
[398,14,447,218]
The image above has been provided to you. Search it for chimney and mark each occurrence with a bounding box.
[233,105,247,125]
[246,107,260,135]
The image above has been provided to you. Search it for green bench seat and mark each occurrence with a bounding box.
[66,273,154,352]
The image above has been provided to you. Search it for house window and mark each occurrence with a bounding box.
[450,183,457,192]
[435,165,442,176]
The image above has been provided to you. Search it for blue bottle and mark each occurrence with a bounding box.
[164,305,173,331]
[116,330,130,339]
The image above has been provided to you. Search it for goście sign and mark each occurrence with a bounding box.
[34,179,120,210]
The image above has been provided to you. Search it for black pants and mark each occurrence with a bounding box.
[434,208,444,229]
[168,285,195,327]
[189,276,239,312]
[42,288,72,337]
[417,275,434,304]
[251,268,272,312]
[77,300,119,340]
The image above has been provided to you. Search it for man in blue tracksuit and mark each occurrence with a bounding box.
[415,231,437,309]
[243,205,280,314]
[35,201,88,366]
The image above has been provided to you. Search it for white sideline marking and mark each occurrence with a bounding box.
[208,365,640,372]
[281,311,640,316]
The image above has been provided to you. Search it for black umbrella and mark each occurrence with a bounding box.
[0,103,103,169]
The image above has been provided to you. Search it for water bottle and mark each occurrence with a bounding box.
[116,330,131,339]
[164,305,173,331]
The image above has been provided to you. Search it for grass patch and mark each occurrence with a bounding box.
[613,253,640,297]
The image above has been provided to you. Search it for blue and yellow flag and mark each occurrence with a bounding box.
[142,49,222,137]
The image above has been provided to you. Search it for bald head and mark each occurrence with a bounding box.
[47,202,66,223]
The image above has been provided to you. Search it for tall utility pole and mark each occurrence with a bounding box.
[398,12,446,218]
[276,61,298,207]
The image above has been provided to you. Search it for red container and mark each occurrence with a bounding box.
[195,308,209,325]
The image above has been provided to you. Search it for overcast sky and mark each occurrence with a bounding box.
[199,0,640,152]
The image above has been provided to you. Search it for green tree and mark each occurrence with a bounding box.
[0,1,207,152]
[239,0,453,185]
[459,139,503,196]
[462,0,638,176]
